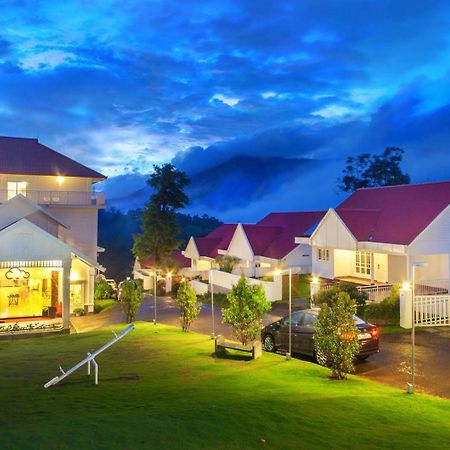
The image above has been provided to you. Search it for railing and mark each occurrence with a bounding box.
[415,279,449,296]
[357,284,393,303]
[0,190,105,206]
[414,295,449,326]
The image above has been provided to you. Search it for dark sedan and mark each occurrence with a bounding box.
[261,308,379,364]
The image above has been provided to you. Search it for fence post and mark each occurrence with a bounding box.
[400,285,413,328]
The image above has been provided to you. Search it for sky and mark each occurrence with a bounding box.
[1,1,450,219]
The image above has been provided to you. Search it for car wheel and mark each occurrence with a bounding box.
[315,348,328,366]
[356,355,369,362]
[263,334,276,352]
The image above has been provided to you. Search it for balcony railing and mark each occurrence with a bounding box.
[0,190,105,206]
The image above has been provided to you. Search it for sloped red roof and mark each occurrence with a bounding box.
[335,181,450,245]
[140,250,190,269]
[254,211,327,259]
[0,136,105,180]
[242,224,283,256]
[193,223,237,258]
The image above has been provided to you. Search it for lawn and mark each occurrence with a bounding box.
[1,323,449,450]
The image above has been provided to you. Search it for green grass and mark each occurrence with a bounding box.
[0,323,449,450]
[94,298,117,313]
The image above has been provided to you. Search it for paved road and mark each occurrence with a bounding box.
[72,295,450,399]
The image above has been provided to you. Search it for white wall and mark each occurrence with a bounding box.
[334,249,354,277]
[190,279,208,295]
[0,174,91,193]
[211,270,282,302]
[52,207,99,259]
[374,253,388,283]
[283,244,313,272]
[410,254,449,283]
[387,255,407,284]
[409,204,450,256]
[312,247,334,279]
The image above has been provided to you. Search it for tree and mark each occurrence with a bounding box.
[133,164,190,263]
[339,147,410,192]
[120,279,144,323]
[216,255,240,273]
[222,275,271,345]
[175,280,201,332]
[314,292,360,380]
[313,281,367,315]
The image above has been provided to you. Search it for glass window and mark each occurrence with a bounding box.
[7,181,27,200]
[355,251,371,275]
[318,248,330,261]
[303,313,317,327]
[282,311,304,326]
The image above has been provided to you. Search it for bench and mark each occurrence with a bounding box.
[215,335,262,359]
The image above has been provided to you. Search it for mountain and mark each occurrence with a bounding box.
[99,155,345,221]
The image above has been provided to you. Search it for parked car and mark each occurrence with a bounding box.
[261,308,379,364]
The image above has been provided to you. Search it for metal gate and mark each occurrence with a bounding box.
[414,295,450,326]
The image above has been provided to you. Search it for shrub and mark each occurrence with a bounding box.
[222,275,271,345]
[362,285,400,325]
[315,292,360,380]
[120,280,144,323]
[176,280,201,332]
[216,255,240,273]
[313,281,367,314]
[95,280,114,300]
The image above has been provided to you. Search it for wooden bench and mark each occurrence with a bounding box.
[215,335,262,359]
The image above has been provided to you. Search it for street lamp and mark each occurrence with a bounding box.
[274,267,293,360]
[408,261,427,394]
[210,268,216,339]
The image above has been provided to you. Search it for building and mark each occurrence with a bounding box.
[0,137,106,333]
[303,182,450,291]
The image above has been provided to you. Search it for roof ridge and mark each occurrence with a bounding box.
[356,180,450,191]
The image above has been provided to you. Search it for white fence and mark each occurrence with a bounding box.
[189,279,209,295]
[414,295,450,326]
[211,270,282,302]
[415,279,449,296]
[357,284,393,303]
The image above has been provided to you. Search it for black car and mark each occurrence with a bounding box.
[261,308,379,364]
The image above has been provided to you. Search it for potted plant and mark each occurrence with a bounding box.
[73,308,85,317]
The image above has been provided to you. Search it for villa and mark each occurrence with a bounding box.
[300,182,450,293]
[0,137,106,333]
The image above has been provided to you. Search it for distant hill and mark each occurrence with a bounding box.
[99,155,331,219]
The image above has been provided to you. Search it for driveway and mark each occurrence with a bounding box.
[72,294,450,399]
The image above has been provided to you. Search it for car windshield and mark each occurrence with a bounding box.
[353,315,366,325]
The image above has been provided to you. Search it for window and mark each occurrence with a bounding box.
[303,313,317,327]
[281,311,304,326]
[355,251,371,275]
[317,248,330,261]
[7,181,27,200]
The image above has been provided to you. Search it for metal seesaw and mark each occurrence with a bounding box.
[44,323,135,388]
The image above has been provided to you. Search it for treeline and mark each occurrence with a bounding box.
[98,208,221,281]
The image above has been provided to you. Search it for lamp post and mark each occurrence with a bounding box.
[152,270,157,324]
[275,267,293,360]
[210,267,215,339]
[409,261,427,394]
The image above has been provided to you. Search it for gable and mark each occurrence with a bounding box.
[408,204,450,255]
[184,237,200,259]
[0,219,71,261]
[311,209,356,250]
[226,224,254,261]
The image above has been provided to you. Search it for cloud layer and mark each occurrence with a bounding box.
[1,1,450,219]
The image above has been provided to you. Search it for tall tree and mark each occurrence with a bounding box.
[339,147,410,192]
[133,164,190,263]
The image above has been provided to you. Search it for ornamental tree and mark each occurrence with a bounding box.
[222,275,271,345]
[314,292,360,380]
[120,279,144,323]
[176,280,201,332]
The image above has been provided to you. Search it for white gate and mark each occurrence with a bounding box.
[414,295,450,327]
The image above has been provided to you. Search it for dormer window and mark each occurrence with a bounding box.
[7,181,27,200]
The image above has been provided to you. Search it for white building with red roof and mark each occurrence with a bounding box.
[302,181,450,291]
[0,137,106,334]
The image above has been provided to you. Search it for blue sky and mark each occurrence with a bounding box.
[1,0,450,218]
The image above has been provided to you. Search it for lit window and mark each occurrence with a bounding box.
[355,251,371,275]
[7,181,27,200]
[317,248,330,261]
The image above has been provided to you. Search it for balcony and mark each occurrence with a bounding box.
[0,190,105,207]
